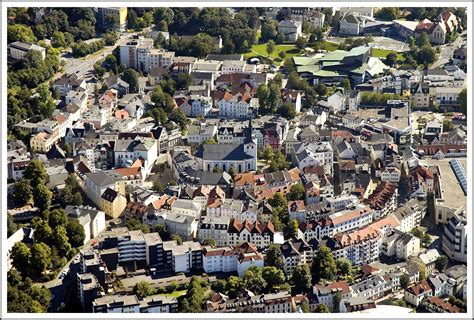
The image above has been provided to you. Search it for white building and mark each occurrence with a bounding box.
[9,41,46,60]
[216,92,258,119]
[198,216,230,247]
[277,20,303,42]
[65,205,106,245]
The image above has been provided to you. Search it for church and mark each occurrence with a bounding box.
[195,121,257,173]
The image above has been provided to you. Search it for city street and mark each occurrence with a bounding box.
[431,31,467,69]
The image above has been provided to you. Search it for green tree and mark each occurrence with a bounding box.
[261,20,276,42]
[8,24,37,43]
[185,276,205,312]
[122,68,140,93]
[7,213,18,237]
[416,45,436,67]
[435,256,449,271]
[242,266,267,294]
[459,88,467,115]
[416,32,430,47]
[48,209,68,229]
[33,184,52,212]
[340,78,351,90]
[24,160,48,185]
[127,9,139,30]
[315,83,328,96]
[400,273,410,289]
[385,52,398,67]
[375,7,400,20]
[295,37,307,50]
[30,243,52,277]
[225,276,242,298]
[134,281,156,298]
[51,31,66,48]
[152,180,164,193]
[336,258,352,277]
[13,178,33,206]
[291,264,312,293]
[201,237,216,247]
[278,51,287,60]
[66,219,86,248]
[312,246,336,283]
[314,303,330,313]
[32,218,53,245]
[10,242,31,276]
[264,244,284,269]
[266,39,276,56]
[301,301,310,313]
[443,119,454,131]
[74,192,83,206]
[262,266,285,291]
[283,219,299,239]
[125,217,150,233]
[278,103,296,119]
[191,33,214,58]
[170,233,183,245]
[288,183,305,201]
[269,192,288,209]
[52,226,72,257]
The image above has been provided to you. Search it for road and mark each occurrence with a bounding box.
[55,31,136,81]
[431,31,467,69]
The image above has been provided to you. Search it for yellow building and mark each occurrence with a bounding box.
[30,131,55,153]
[100,187,127,219]
[99,7,128,31]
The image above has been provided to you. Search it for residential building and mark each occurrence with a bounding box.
[199,216,230,247]
[78,273,102,312]
[8,41,46,60]
[404,280,433,307]
[422,296,461,313]
[312,281,352,312]
[98,7,127,31]
[277,20,303,42]
[339,13,367,35]
[119,36,154,71]
[227,218,276,249]
[381,229,420,260]
[65,205,106,245]
[52,73,87,98]
[93,295,140,313]
[279,238,313,276]
[216,91,258,119]
[442,210,467,263]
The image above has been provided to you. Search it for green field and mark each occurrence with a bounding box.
[371,48,404,60]
[244,41,340,64]
[244,44,300,61]
[160,289,187,298]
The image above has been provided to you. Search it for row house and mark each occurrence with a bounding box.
[216,91,258,119]
[381,229,420,260]
[198,216,230,247]
[328,205,373,236]
[298,218,333,242]
[325,225,381,266]
[312,281,352,312]
[202,242,263,277]
[393,199,426,233]
[365,182,398,220]
[279,238,314,276]
[292,142,333,174]
[227,219,276,249]
[408,165,434,198]
[52,73,87,97]
[113,136,158,173]
[207,290,293,313]
[176,95,213,118]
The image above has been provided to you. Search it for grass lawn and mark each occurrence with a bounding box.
[244,44,300,61]
[371,48,404,61]
[160,290,187,298]
[318,41,339,52]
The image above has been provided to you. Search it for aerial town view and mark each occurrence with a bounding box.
[4,5,469,316]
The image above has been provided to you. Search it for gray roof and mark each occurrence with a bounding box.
[85,171,116,187]
[201,144,252,161]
